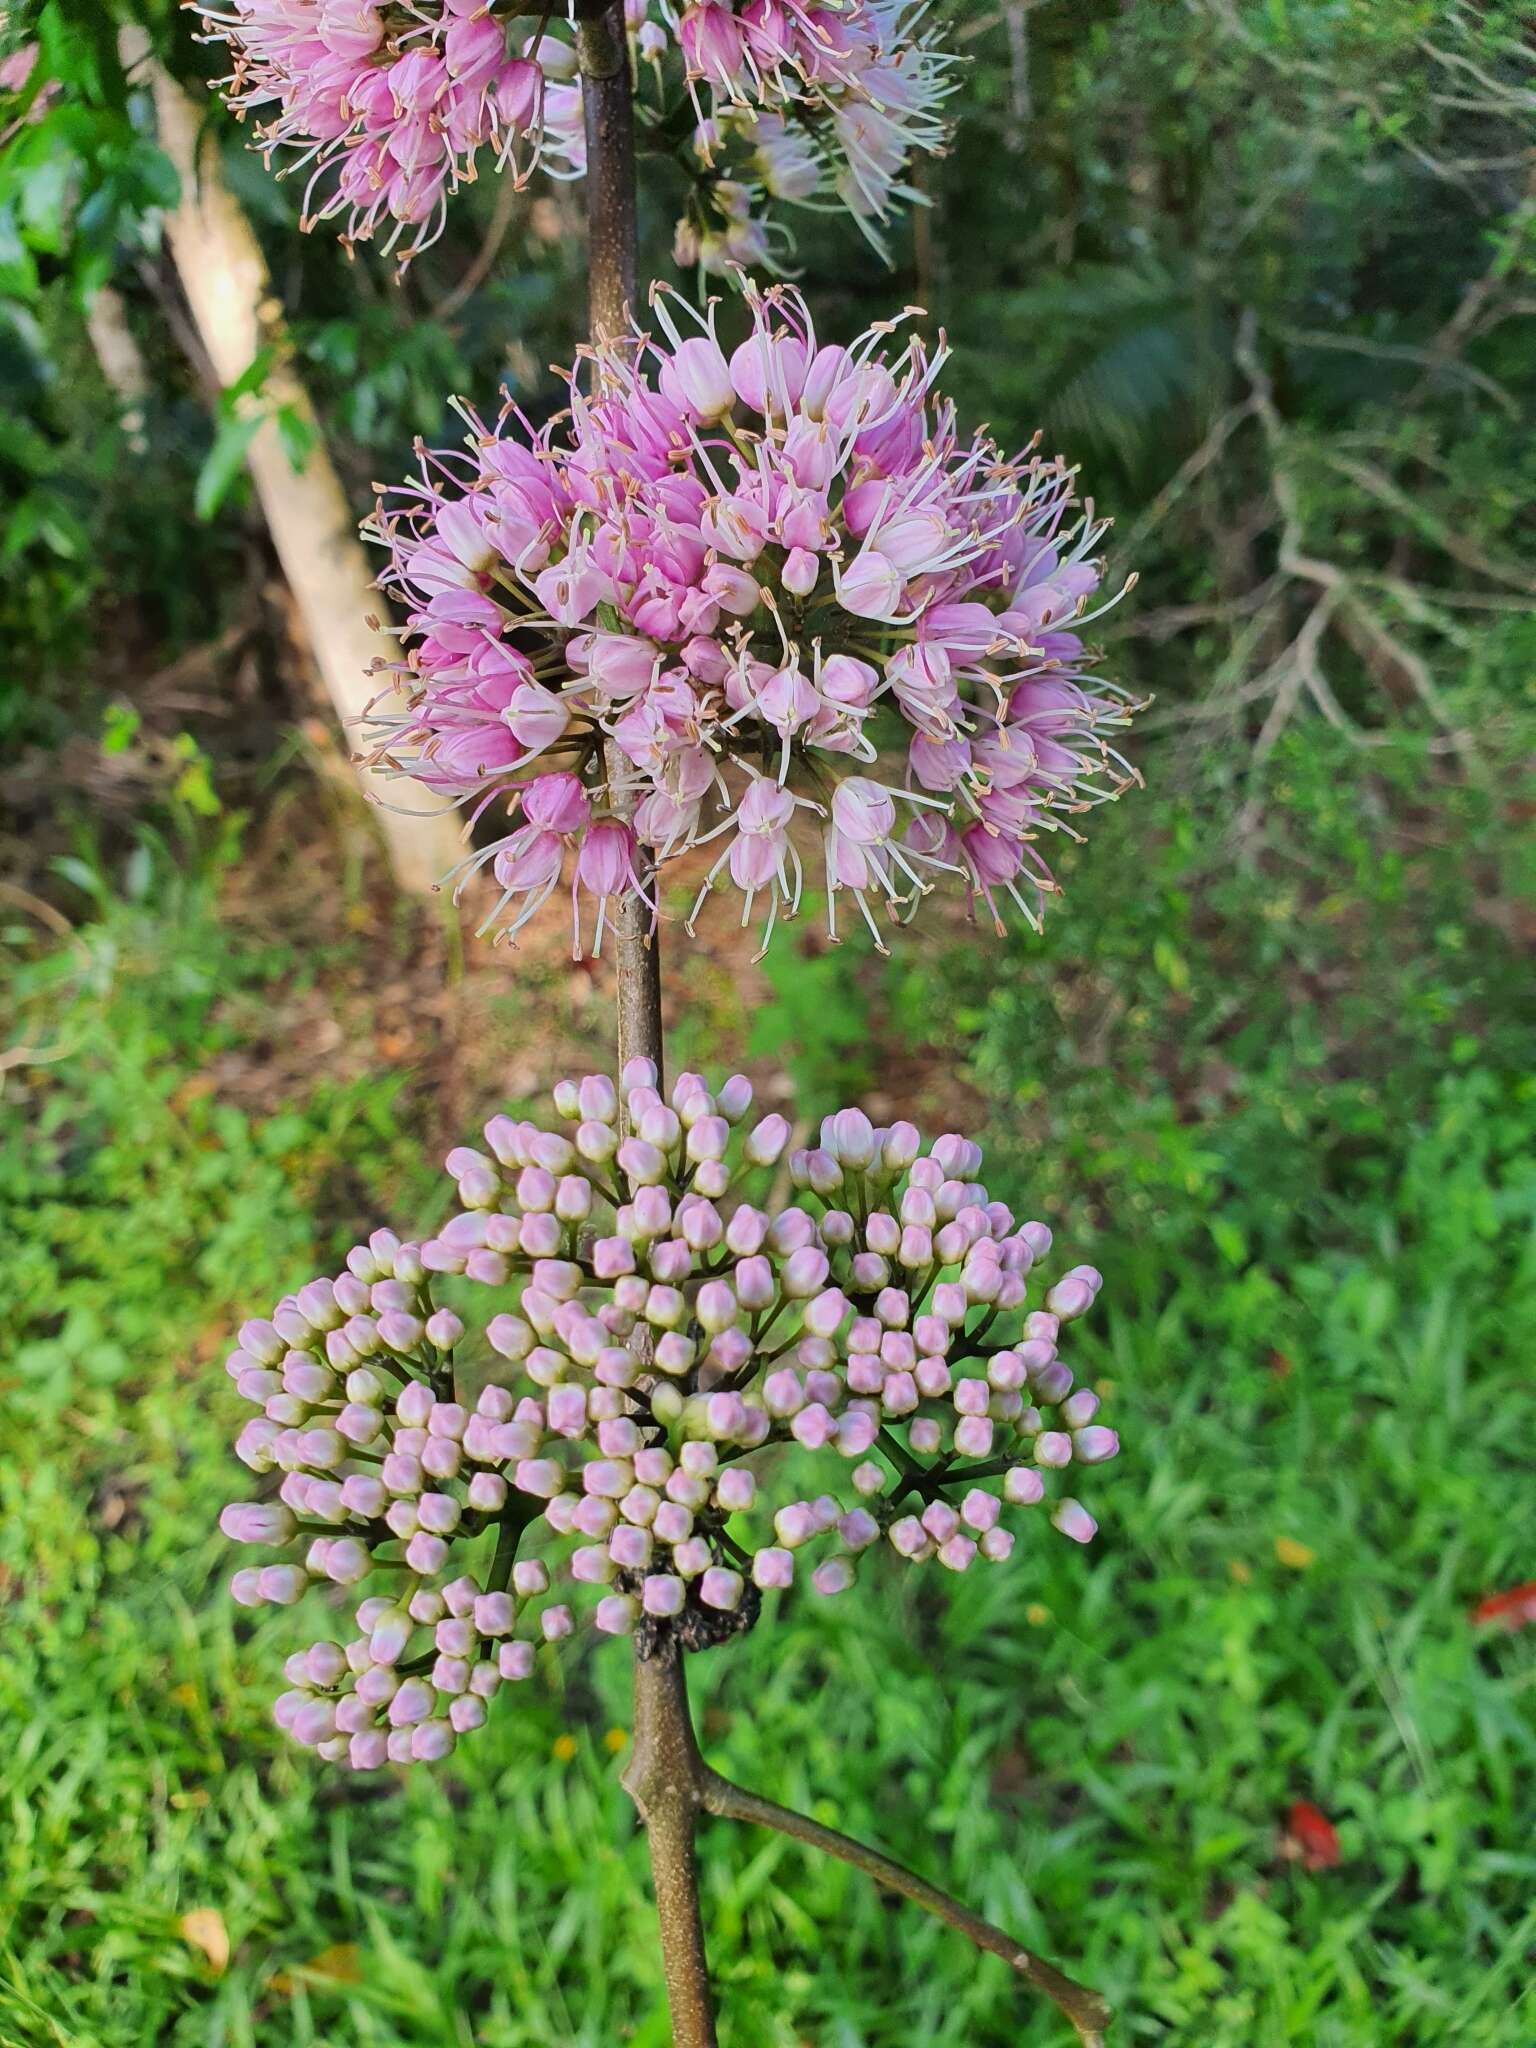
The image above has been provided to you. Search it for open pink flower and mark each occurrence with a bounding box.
[655,0,960,270]
[364,282,1141,951]
[191,1,553,264]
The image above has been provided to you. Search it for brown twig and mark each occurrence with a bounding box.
[698,1766,1112,2046]
[430,173,523,322]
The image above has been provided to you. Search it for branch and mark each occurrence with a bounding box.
[430,172,523,322]
[575,0,661,1079]
[1229,312,1481,780]
[572,10,710,2042]
[622,1649,718,2048]
[699,1767,1112,2047]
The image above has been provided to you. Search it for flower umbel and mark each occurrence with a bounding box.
[190,3,957,273]
[223,1062,1119,1768]
[571,1,960,273]
[189,0,563,265]
[364,281,1142,955]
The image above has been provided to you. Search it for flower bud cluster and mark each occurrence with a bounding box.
[222,1064,1118,1768]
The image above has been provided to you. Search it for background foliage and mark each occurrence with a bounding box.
[2,3,1533,2044]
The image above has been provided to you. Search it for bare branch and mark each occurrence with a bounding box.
[699,1767,1112,2046]
[430,173,524,322]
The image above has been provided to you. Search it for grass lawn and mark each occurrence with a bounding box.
[2,728,1533,2047]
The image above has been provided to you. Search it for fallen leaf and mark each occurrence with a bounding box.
[1275,1536,1316,1570]
[270,1944,361,1995]
[180,1908,230,1976]
[1283,1800,1341,1870]
[1472,1581,1536,1631]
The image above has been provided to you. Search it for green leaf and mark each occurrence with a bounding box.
[101,702,142,757]
[194,411,264,521]
[217,347,277,417]
[272,402,317,473]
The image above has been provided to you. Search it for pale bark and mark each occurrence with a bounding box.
[84,285,150,453]
[121,30,461,895]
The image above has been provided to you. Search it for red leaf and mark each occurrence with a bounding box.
[1285,1800,1341,1870]
[1472,1581,1536,1631]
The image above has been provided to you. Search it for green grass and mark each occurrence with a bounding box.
[2,730,1534,2047]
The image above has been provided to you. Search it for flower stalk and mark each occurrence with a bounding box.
[622,1641,719,2048]
[576,0,664,1082]
[577,9,712,2039]
[573,8,1110,2041]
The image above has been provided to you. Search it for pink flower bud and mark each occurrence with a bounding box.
[960,1488,1001,1533]
[571,1544,615,1586]
[473,1593,515,1637]
[642,1573,687,1617]
[752,1546,794,1589]
[954,1415,994,1458]
[405,1532,448,1576]
[595,1593,638,1636]
[435,1617,474,1659]
[1051,1497,1098,1544]
[653,1501,694,1547]
[698,1567,743,1612]
[744,1114,791,1166]
[715,1467,756,1513]
[515,1458,565,1499]
[880,1371,918,1416]
[388,1678,435,1728]
[1074,1426,1120,1464]
[812,1557,855,1596]
[1004,1465,1045,1506]
[500,1640,536,1681]
[610,1524,653,1571]
[836,1410,878,1457]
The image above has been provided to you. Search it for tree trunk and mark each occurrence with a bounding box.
[122,31,462,896]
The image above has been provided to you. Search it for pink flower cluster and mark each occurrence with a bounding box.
[365,282,1140,955]
[665,0,958,269]
[222,1062,1118,1769]
[191,0,554,263]
[192,3,953,273]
